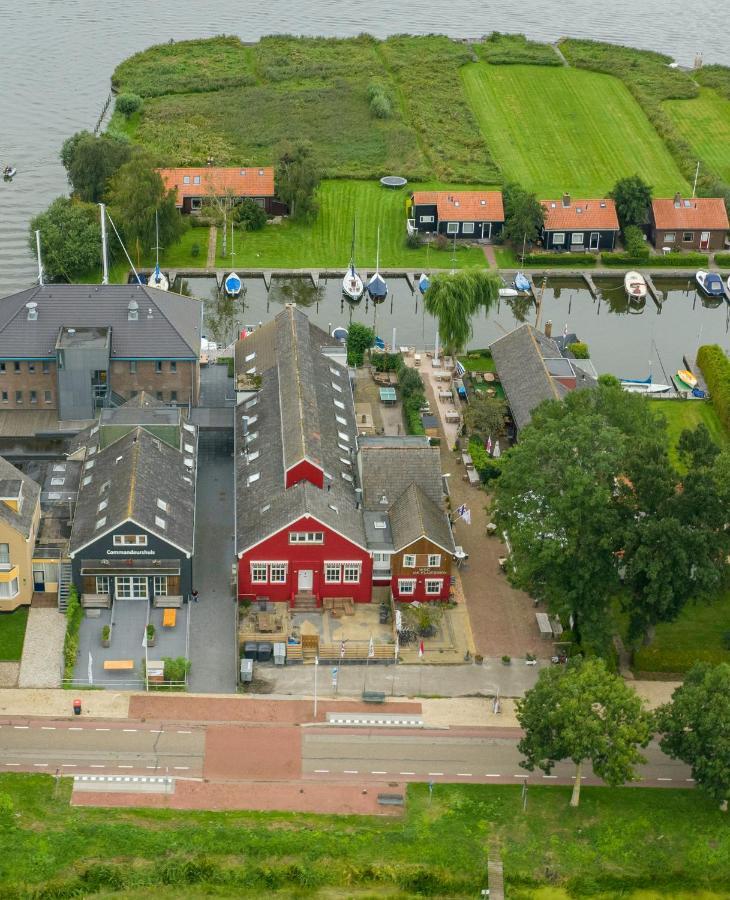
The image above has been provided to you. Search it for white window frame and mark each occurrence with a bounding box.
[269,562,287,584]
[251,563,267,583]
[190,197,202,211]
[372,552,391,568]
[289,532,324,544]
[664,232,676,243]
[115,576,148,599]
[419,215,434,224]
[343,562,361,584]
[398,578,416,595]
[113,534,148,547]
[682,231,694,242]
[425,578,443,595]
[324,563,341,583]
[0,577,19,599]
[403,554,416,568]
[552,232,565,245]
[427,553,441,568]
[95,576,110,595]
[571,232,584,245]
[462,222,475,234]
[446,222,459,235]
[153,575,168,596]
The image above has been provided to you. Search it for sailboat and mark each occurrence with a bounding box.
[224,220,242,298]
[147,212,169,291]
[342,220,364,303]
[367,226,388,303]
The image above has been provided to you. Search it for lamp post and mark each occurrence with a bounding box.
[313,656,319,719]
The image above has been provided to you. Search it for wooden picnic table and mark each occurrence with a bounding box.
[535,612,553,639]
[256,611,276,633]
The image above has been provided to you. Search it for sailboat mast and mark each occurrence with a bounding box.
[35,230,44,286]
[99,203,109,285]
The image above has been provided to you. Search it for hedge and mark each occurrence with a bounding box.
[697,343,730,429]
[63,587,82,682]
[714,252,730,268]
[522,252,597,267]
[634,645,729,673]
[601,251,709,267]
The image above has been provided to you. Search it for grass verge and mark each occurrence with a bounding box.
[461,63,688,197]
[0,607,28,660]
[0,777,728,897]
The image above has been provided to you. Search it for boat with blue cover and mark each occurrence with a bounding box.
[514,272,530,293]
[696,270,723,297]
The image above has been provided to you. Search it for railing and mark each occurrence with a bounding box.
[33,547,63,560]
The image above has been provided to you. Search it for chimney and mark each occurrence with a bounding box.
[674,192,682,207]
[355,487,362,509]
[127,299,139,321]
[26,301,38,321]
[544,320,553,338]
[562,193,570,208]
[241,415,248,437]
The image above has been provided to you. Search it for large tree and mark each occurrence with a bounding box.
[464,392,507,440]
[29,197,101,282]
[502,182,545,247]
[60,130,132,203]
[424,271,500,359]
[108,155,184,263]
[609,175,653,231]
[517,658,652,807]
[276,142,320,223]
[657,663,730,811]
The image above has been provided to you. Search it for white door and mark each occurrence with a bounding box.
[589,232,600,250]
[298,569,313,591]
[699,231,710,250]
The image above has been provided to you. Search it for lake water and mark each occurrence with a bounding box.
[191,275,730,380]
[0,0,726,296]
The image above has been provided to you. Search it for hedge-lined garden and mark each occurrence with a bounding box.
[697,344,730,429]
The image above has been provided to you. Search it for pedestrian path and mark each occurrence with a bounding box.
[18,608,65,688]
[206,226,217,267]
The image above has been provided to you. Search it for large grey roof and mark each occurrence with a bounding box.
[389,483,455,554]
[0,456,40,540]
[235,307,362,554]
[69,425,196,556]
[0,285,201,359]
[358,437,443,510]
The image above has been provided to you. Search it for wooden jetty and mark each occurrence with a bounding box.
[644,273,663,307]
[405,273,416,292]
[582,272,599,298]
[310,271,320,289]
[262,271,272,290]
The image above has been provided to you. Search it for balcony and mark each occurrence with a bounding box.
[0,564,19,582]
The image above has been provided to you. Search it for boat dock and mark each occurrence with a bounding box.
[644,274,663,307]
[682,352,709,394]
[581,272,599,298]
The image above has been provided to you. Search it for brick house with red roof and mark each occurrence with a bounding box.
[650,194,729,252]
[540,194,619,252]
[408,190,504,241]
[158,166,285,215]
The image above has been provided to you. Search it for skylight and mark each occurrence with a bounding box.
[100,481,110,493]
[245,432,258,445]
[260,503,271,513]
[374,521,387,529]
[340,457,352,466]
[245,397,258,409]
[338,442,350,453]
[90,425,99,435]
[337,431,349,442]
[248,415,258,426]
[341,472,353,483]
[184,443,194,454]
[87,445,96,455]
[83,475,92,486]
[115,456,123,464]
[333,399,345,410]
[184,458,194,468]
[335,415,347,426]
[51,477,65,486]
[96,517,106,529]
[245,352,256,362]
[47,492,61,500]
[331,382,342,393]
[52,464,66,472]
[84,460,95,470]
[247,473,260,486]
[330,367,340,377]
[157,499,168,512]
[328,503,339,513]
[183,476,192,484]
[248,449,260,462]
[183,423,195,433]
[155,516,166,530]
[97,499,108,512]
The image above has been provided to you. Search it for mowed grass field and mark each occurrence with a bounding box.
[461,64,689,197]
[215,180,489,269]
[0,607,28,660]
[664,88,730,183]
[649,399,728,469]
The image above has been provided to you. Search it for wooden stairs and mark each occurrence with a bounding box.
[294,592,318,611]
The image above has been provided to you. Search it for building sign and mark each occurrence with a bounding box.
[106,549,156,556]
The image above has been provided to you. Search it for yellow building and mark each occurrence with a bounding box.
[0,456,41,612]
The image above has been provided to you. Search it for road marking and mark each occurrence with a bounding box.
[41,726,56,730]
[657,777,672,782]
[514,774,526,778]
[13,725,29,730]
[90,764,105,768]
[314,769,329,774]
[457,773,473,777]
[371,770,387,775]
[177,730,192,734]
[69,727,83,731]
[686,778,695,783]
[542,775,558,779]
[344,770,359,774]
[428,772,444,777]
[4,763,19,766]
[95,728,110,732]
[485,773,500,778]
[61,764,77,768]
[118,765,133,769]
[123,729,137,732]
[400,771,416,776]
[146,766,157,770]
[33,763,49,767]
[149,729,163,733]
[173,766,190,771]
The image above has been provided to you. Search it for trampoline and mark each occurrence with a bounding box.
[380,175,408,189]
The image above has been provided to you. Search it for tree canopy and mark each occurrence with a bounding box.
[464,392,508,440]
[657,662,730,810]
[29,197,101,282]
[517,658,652,806]
[502,182,545,247]
[610,175,653,232]
[346,322,375,367]
[60,130,132,203]
[276,142,320,223]
[108,155,184,264]
[424,271,500,359]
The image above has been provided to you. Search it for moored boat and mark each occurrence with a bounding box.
[224,271,242,298]
[499,287,519,298]
[342,220,364,302]
[514,272,531,293]
[620,381,672,394]
[331,326,348,343]
[366,226,388,303]
[624,270,647,299]
[418,272,430,295]
[147,212,169,291]
[3,165,16,180]
[695,270,724,297]
[676,369,698,389]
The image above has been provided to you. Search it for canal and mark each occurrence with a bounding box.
[187,274,730,380]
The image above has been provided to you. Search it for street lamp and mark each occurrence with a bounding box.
[313,656,319,719]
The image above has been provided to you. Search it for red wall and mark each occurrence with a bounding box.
[285,459,324,489]
[238,515,372,605]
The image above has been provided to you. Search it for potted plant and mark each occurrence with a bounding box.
[474,653,484,665]
[501,654,511,666]
[101,625,111,648]
[146,624,156,648]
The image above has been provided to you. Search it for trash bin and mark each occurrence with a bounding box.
[243,642,257,660]
[240,658,253,683]
[273,642,286,666]
[73,699,82,716]
[257,642,273,663]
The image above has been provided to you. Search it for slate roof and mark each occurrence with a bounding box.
[235,307,363,555]
[412,190,504,222]
[159,166,275,205]
[0,285,201,360]
[651,196,729,231]
[389,483,455,554]
[358,436,443,510]
[69,425,196,557]
[0,456,40,540]
[541,197,619,231]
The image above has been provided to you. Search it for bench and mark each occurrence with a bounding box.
[362,691,386,704]
[103,659,134,671]
[162,608,177,628]
[377,793,405,806]
[81,592,111,609]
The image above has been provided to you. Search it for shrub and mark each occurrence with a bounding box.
[233,198,267,232]
[523,251,596,266]
[714,252,730,267]
[115,92,143,117]
[146,624,155,640]
[366,79,393,119]
[62,587,82,682]
[601,251,709,267]
[101,625,110,640]
[191,241,200,258]
[346,322,375,367]
[405,230,423,249]
[697,344,730,429]
[434,233,449,251]
[163,656,191,683]
[623,224,649,257]
[478,32,562,67]
[217,356,235,377]
[567,341,589,359]
[371,352,399,372]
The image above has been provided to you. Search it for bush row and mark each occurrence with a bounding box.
[697,343,730,429]
[714,252,730,267]
[600,251,709,267]
[523,252,597,266]
[477,32,562,67]
[396,355,426,435]
[62,587,82,682]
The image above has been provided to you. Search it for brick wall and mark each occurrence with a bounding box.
[0,361,57,409]
[111,360,200,405]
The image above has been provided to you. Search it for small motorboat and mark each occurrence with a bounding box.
[676,369,698,389]
[514,272,531,293]
[331,326,348,343]
[621,381,672,395]
[148,263,169,292]
[418,272,430,295]
[499,287,519,298]
[624,270,647,299]
[695,270,724,297]
[224,272,242,298]
[374,336,386,351]
[3,165,16,180]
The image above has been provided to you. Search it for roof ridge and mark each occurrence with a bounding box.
[140,287,198,355]
[126,427,141,519]
[528,327,561,402]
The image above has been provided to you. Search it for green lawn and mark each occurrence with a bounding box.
[1,776,728,897]
[0,607,28,660]
[494,246,521,268]
[649,399,728,470]
[461,63,689,197]
[664,88,730,183]
[215,180,489,269]
[458,349,496,372]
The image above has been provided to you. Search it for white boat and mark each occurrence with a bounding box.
[147,213,169,291]
[499,287,519,298]
[3,166,16,180]
[342,220,364,302]
[621,381,672,395]
[224,272,242,298]
[696,270,724,297]
[624,271,647,299]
